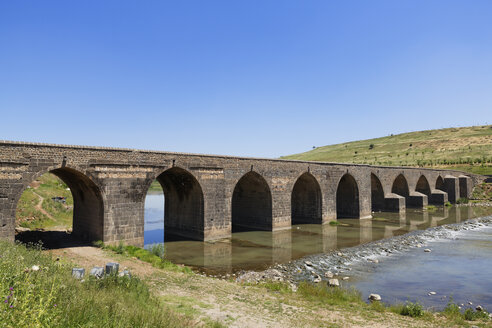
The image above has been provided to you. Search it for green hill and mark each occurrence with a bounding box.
[281,125,492,175]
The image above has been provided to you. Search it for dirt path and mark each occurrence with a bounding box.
[49,246,442,328]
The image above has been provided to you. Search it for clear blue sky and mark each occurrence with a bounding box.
[1,1,491,158]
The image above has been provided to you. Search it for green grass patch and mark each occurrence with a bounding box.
[296,282,363,306]
[444,201,453,207]
[391,301,424,317]
[0,240,195,328]
[456,197,469,204]
[425,205,437,212]
[95,241,192,274]
[329,221,340,226]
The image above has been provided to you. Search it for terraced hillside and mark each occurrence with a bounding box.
[282,125,492,175]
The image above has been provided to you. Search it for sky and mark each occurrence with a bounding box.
[1,1,491,158]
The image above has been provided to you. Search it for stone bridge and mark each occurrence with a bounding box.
[0,141,480,246]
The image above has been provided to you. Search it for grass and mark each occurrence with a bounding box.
[0,240,197,328]
[16,173,73,230]
[281,125,492,175]
[148,180,163,192]
[471,182,492,200]
[94,241,192,274]
[391,301,425,318]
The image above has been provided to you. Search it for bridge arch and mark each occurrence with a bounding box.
[371,173,385,212]
[232,171,272,232]
[336,173,360,218]
[15,166,104,244]
[436,176,444,191]
[416,175,431,197]
[291,172,322,224]
[153,167,204,240]
[392,174,409,198]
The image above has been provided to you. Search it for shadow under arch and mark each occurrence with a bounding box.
[232,171,272,232]
[392,174,409,199]
[371,173,385,212]
[153,167,204,241]
[15,167,104,248]
[416,175,431,197]
[336,173,359,219]
[436,176,444,191]
[291,172,322,224]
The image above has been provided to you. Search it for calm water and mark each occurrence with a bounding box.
[144,193,492,279]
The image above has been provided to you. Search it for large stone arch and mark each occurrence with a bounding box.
[232,171,272,232]
[291,172,322,224]
[370,173,385,212]
[336,174,360,219]
[416,175,431,197]
[436,176,444,191]
[392,174,410,198]
[154,167,204,240]
[16,166,104,242]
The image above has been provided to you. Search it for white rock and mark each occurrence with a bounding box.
[468,301,473,305]
[31,265,40,271]
[328,279,339,287]
[324,271,334,278]
[313,275,322,283]
[368,293,381,301]
[424,249,432,253]
[304,261,313,266]
[342,277,349,281]
[476,305,483,312]
[429,291,436,295]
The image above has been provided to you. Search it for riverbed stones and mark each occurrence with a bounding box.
[428,291,436,295]
[328,279,339,287]
[324,271,334,278]
[476,305,483,312]
[89,267,104,278]
[424,249,432,253]
[72,268,85,279]
[105,262,119,275]
[342,277,349,281]
[304,261,313,266]
[368,294,381,301]
[313,275,321,283]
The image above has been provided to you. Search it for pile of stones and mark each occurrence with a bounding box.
[71,262,131,280]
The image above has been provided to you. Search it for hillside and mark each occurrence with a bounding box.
[281,125,492,175]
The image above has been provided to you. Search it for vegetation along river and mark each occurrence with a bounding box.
[144,192,492,309]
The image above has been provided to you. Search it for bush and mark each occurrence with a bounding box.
[393,301,424,317]
[463,308,489,321]
[456,198,469,204]
[444,201,453,207]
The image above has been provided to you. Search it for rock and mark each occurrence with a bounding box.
[15,227,30,233]
[89,267,104,278]
[31,265,40,271]
[324,271,334,278]
[337,252,343,256]
[105,262,119,275]
[118,270,131,278]
[424,249,431,253]
[468,301,473,305]
[72,268,85,279]
[476,305,483,312]
[368,294,381,301]
[313,275,321,283]
[428,291,436,295]
[328,279,339,287]
[342,277,349,281]
[304,261,313,266]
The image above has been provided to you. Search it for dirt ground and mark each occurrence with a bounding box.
[48,246,454,328]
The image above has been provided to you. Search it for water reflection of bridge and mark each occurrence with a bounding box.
[163,206,488,273]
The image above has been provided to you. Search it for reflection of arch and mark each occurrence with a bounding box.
[371,173,385,212]
[17,167,104,242]
[416,175,431,196]
[232,171,272,232]
[336,174,359,218]
[156,167,204,240]
[392,174,409,197]
[436,176,444,191]
[291,172,322,224]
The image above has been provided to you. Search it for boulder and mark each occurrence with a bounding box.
[72,268,85,279]
[105,262,119,275]
[368,293,381,301]
[328,279,339,287]
[90,267,105,278]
